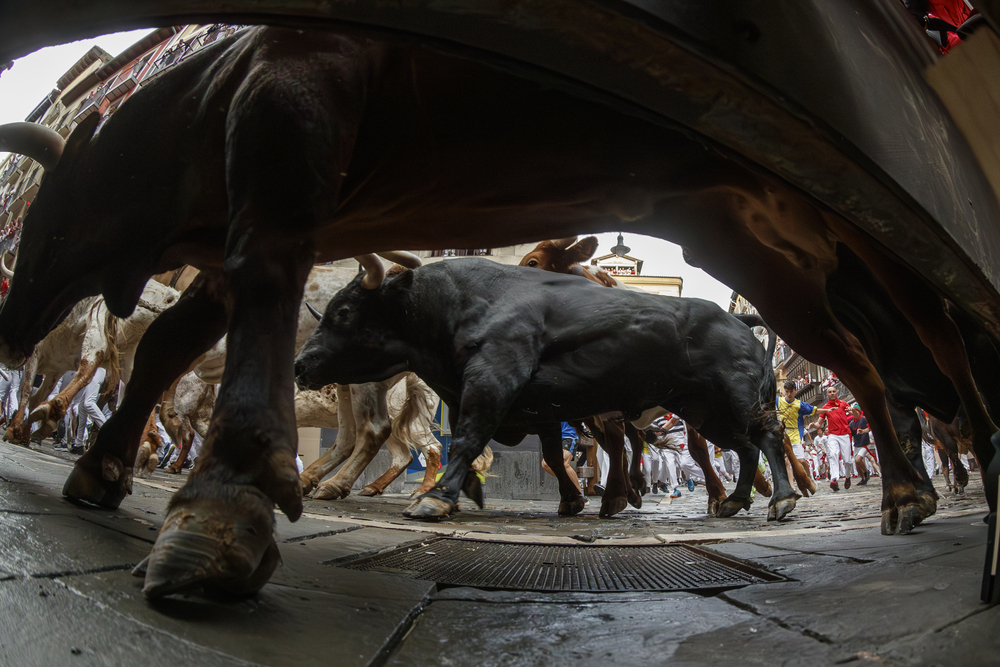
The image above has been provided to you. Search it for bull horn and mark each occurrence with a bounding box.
[0,252,14,280]
[0,122,66,171]
[376,251,422,269]
[550,236,578,249]
[354,254,385,289]
[306,302,323,321]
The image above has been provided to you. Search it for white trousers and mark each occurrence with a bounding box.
[1,368,22,422]
[678,447,705,482]
[824,433,853,479]
[71,367,107,447]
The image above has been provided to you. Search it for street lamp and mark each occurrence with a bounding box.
[610,232,630,257]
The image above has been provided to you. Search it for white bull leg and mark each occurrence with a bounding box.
[300,384,355,495]
[360,431,413,496]
[314,382,392,500]
[3,352,39,444]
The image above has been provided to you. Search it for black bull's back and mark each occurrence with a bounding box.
[298,259,775,442]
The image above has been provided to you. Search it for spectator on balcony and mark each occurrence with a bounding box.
[818,386,854,491]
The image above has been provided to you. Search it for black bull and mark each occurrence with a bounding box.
[0,24,994,598]
[293,259,794,521]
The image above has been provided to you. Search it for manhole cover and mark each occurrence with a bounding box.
[341,538,785,592]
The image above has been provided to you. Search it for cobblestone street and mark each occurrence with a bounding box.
[2,437,996,666]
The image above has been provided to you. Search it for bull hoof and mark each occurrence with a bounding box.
[402,496,453,520]
[626,487,642,510]
[63,455,130,509]
[409,483,436,497]
[558,495,587,516]
[895,503,923,535]
[916,490,938,522]
[299,476,317,495]
[358,485,382,497]
[717,496,752,518]
[707,497,723,517]
[313,480,350,500]
[134,443,158,478]
[767,494,800,522]
[142,487,279,599]
[598,495,628,518]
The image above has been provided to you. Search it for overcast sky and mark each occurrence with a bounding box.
[0,30,736,309]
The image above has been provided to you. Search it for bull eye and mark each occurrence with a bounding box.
[337,307,351,319]
[528,259,538,267]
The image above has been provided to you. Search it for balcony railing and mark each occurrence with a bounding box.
[430,249,491,257]
[143,25,248,82]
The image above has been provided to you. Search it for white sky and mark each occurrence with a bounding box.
[0,30,736,309]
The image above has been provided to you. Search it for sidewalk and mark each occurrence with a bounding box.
[0,439,996,666]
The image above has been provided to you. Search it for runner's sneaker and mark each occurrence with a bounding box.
[670,489,682,498]
[830,479,840,492]
[844,476,851,490]
[53,444,69,452]
[686,478,695,492]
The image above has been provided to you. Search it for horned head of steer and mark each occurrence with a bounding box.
[294,255,418,389]
[0,115,141,366]
[518,236,598,274]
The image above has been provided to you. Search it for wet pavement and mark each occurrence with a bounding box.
[1,438,997,666]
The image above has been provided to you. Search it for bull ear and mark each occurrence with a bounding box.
[568,236,599,263]
[382,266,415,294]
[60,113,102,167]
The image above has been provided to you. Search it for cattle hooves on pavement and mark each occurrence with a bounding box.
[402,496,453,520]
[916,491,938,522]
[894,504,923,535]
[717,496,751,518]
[598,496,628,518]
[358,485,382,497]
[62,459,127,509]
[767,495,799,522]
[313,482,350,500]
[558,496,587,516]
[142,488,278,599]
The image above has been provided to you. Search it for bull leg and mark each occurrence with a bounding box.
[141,224,314,598]
[587,416,631,518]
[687,429,728,515]
[717,441,760,517]
[887,398,938,520]
[623,421,645,506]
[300,385,355,494]
[405,357,533,520]
[413,441,442,496]
[23,374,58,442]
[26,353,104,436]
[784,434,817,497]
[756,428,801,522]
[832,218,999,512]
[360,431,412,497]
[63,272,226,509]
[3,352,39,444]
[134,409,163,476]
[753,467,773,497]
[314,381,392,499]
[165,416,195,474]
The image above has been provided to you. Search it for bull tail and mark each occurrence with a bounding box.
[391,372,438,447]
[734,312,778,410]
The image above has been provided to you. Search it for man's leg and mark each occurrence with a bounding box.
[824,437,842,489]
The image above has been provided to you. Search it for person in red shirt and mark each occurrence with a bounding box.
[818,386,854,491]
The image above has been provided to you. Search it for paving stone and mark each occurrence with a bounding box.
[273,513,359,542]
[878,604,1000,666]
[700,542,800,561]
[386,596,796,666]
[270,529,436,600]
[721,557,986,650]
[0,511,149,577]
[61,570,423,667]
[0,577,256,667]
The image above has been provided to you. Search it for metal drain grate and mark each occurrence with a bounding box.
[341,538,784,592]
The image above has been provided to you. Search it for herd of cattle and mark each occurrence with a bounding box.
[0,24,996,599]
